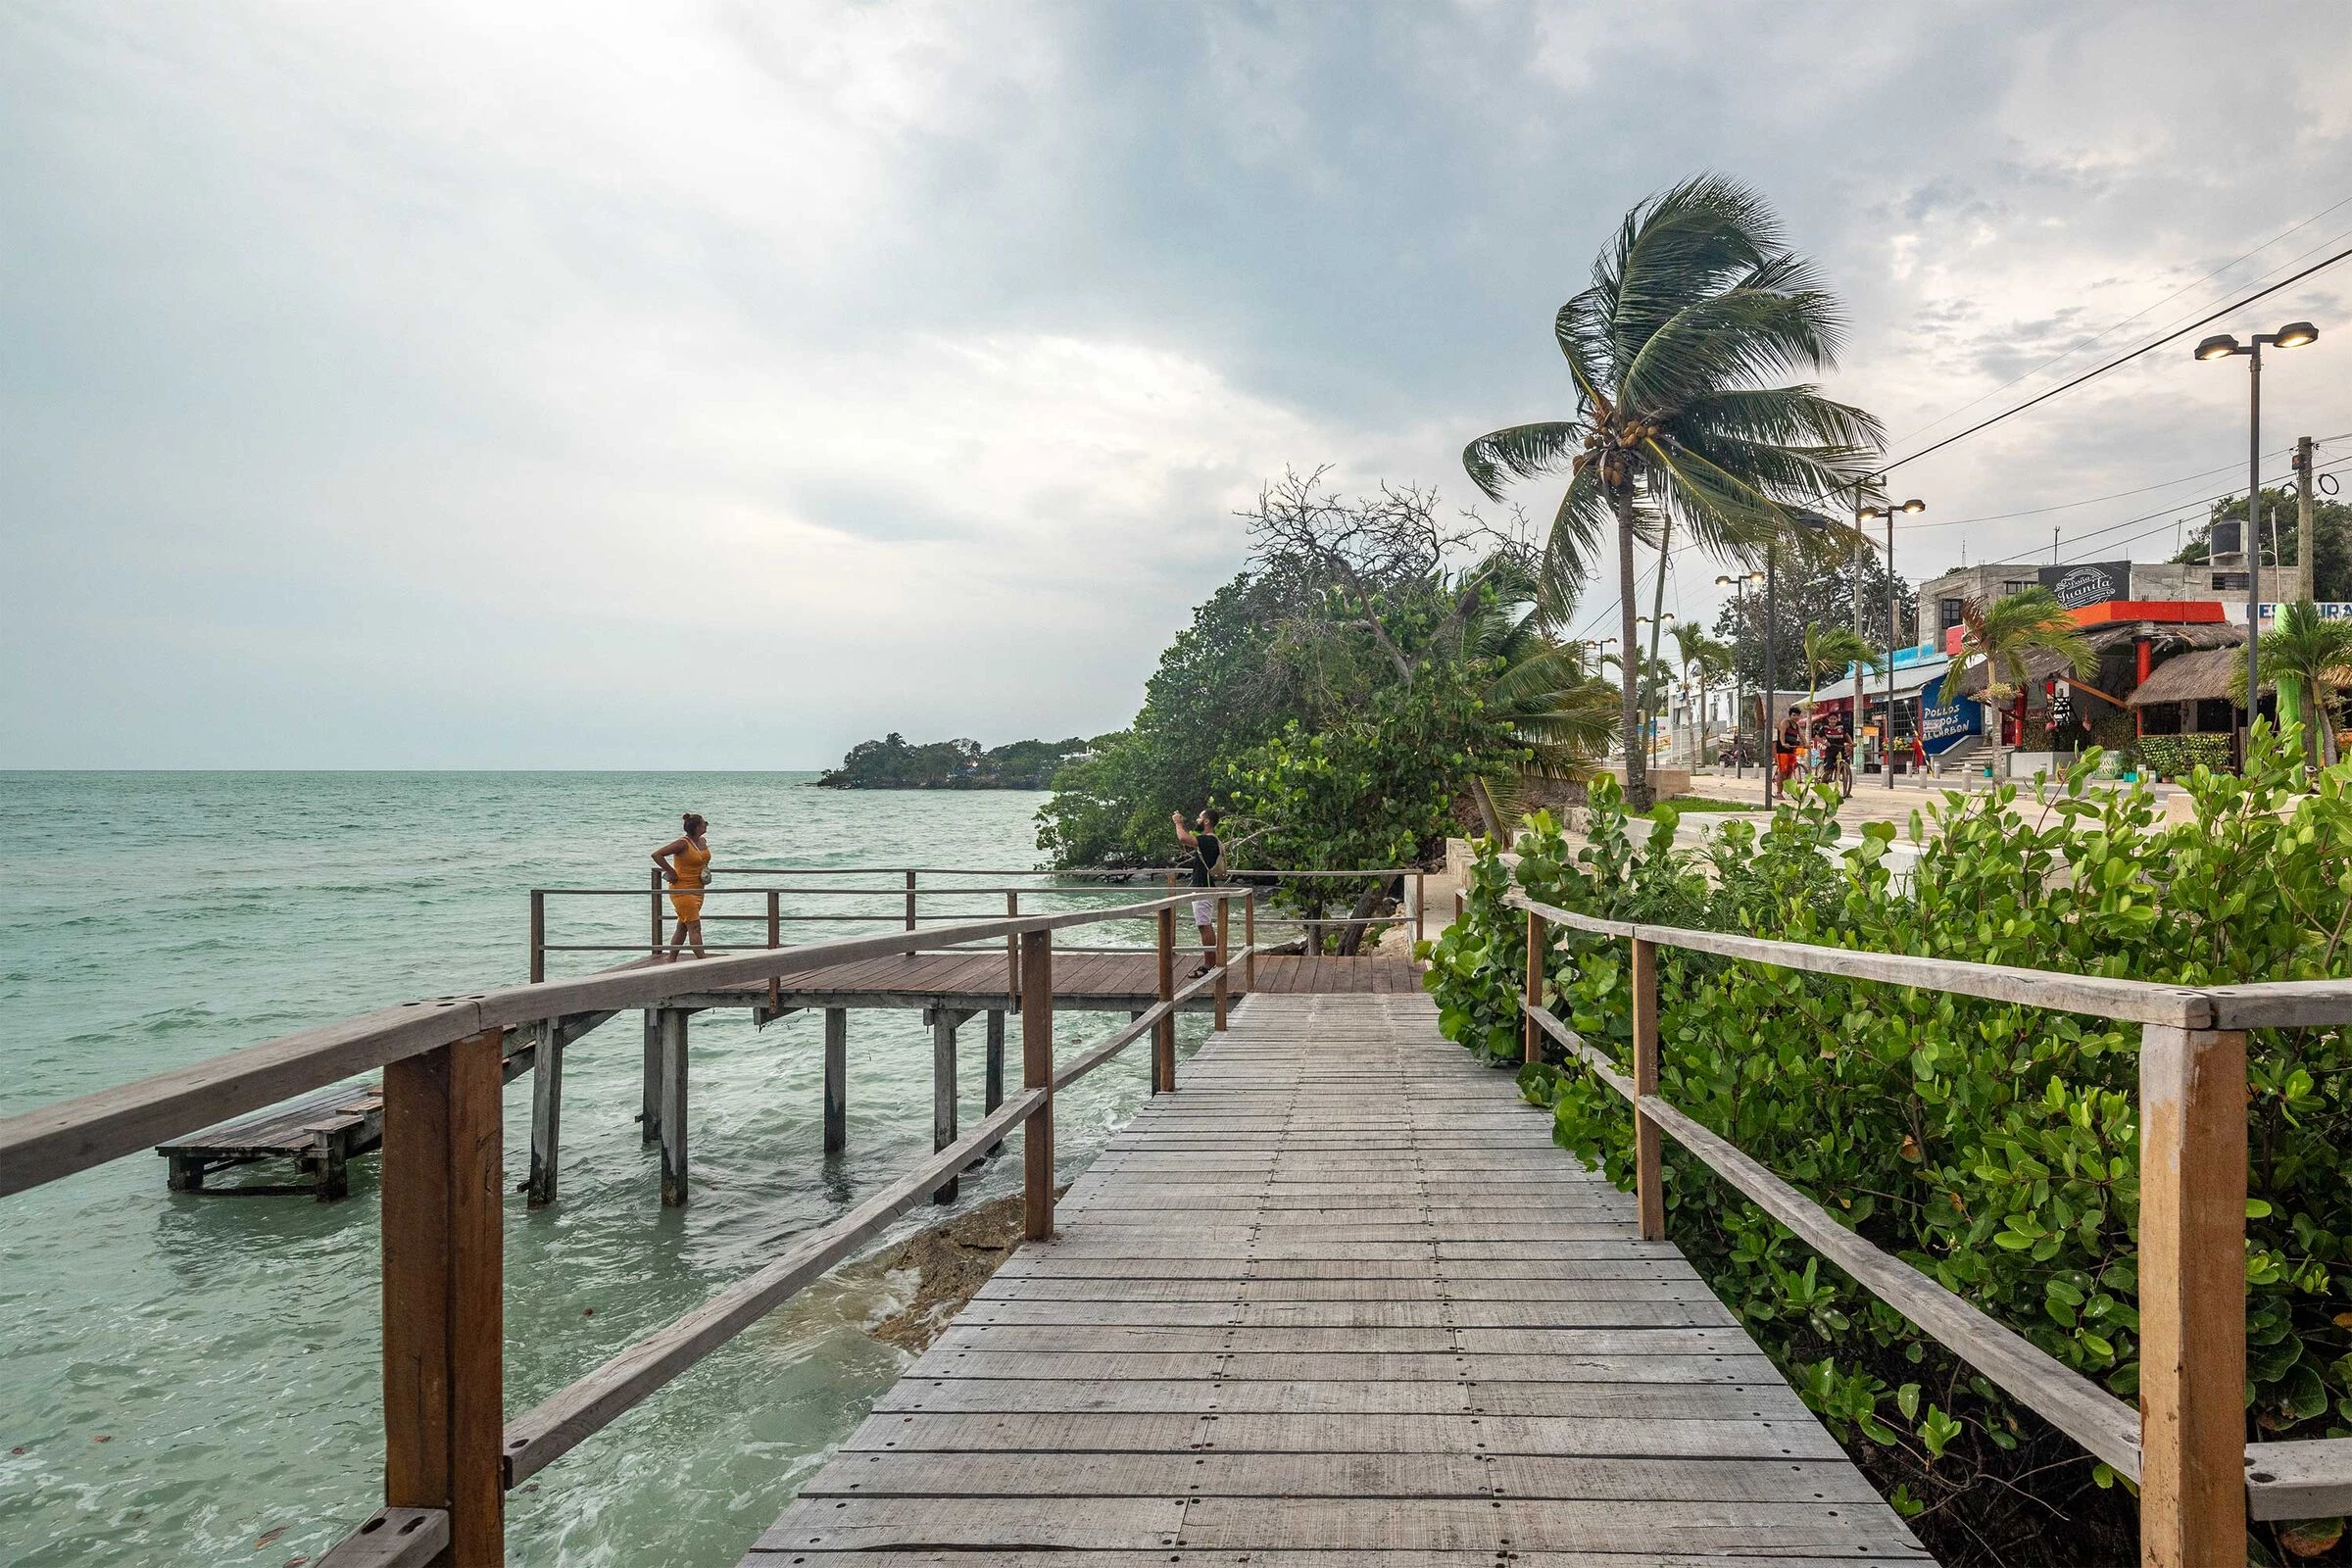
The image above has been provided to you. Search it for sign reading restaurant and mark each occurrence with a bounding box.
[2038,561,2131,610]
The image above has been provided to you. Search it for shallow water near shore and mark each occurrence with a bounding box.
[0,772,1199,1567]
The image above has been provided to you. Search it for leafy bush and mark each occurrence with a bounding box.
[2137,732,2235,780]
[1424,728,2352,1560]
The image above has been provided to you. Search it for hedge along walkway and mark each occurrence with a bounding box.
[742,992,1930,1566]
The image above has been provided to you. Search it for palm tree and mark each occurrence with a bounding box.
[2230,600,2352,763]
[1670,623,1734,764]
[1799,624,1882,711]
[1936,587,2094,783]
[1462,174,1883,809]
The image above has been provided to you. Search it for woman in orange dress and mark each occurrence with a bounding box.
[652,812,711,961]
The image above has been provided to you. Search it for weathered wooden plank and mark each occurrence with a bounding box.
[870,1377,1817,1419]
[744,1554,1932,1567]
[798,1450,1886,1503]
[844,1410,1840,1458]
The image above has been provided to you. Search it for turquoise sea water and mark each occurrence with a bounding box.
[0,774,1197,1567]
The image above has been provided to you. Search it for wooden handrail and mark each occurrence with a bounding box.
[0,893,1223,1200]
[502,1086,1044,1485]
[1504,878,2352,1558]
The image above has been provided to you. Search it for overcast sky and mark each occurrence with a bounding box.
[6,1,2352,768]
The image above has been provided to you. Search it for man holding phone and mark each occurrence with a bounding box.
[1170,808,1222,978]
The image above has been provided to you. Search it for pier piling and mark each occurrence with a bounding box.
[526,1018,562,1209]
[822,1007,847,1154]
[657,1009,689,1207]
[984,1009,1005,1155]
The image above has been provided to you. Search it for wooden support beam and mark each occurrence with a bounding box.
[648,867,662,958]
[1153,906,1176,1094]
[1524,907,1544,1066]
[1631,937,1664,1243]
[526,1019,561,1209]
[903,869,916,938]
[1004,891,1019,1011]
[528,892,544,986]
[1020,929,1054,1242]
[658,1009,688,1207]
[639,1012,660,1146]
[984,1009,1005,1155]
[380,1026,504,1567]
[1213,897,1229,1032]
[931,1007,958,1204]
[1244,892,1256,992]
[2138,1023,2248,1568]
[1413,870,1426,951]
[822,1007,846,1156]
[766,890,780,1013]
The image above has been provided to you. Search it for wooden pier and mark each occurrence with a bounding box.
[743,992,1930,1565]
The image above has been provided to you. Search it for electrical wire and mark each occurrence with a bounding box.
[1875,241,2352,476]
[1887,191,2352,449]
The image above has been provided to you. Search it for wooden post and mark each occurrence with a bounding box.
[1154,905,1176,1094]
[1413,871,1426,950]
[821,1007,846,1154]
[1630,937,1665,1243]
[766,889,781,1013]
[658,1009,688,1207]
[639,1012,660,1145]
[381,1026,504,1567]
[1021,929,1054,1241]
[1524,907,1544,1066]
[1004,891,1020,1010]
[2138,1024,2248,1568]
[931,1007,959,1204]
[1213,895,1229,1032]
[526,1019,562,1209]
[904,869,916,936]
[985,1009,1005,1154]
[1455,890,1465,925]
[1244,891,1256,992]
[528,891,545,986]
[649,867,662,958]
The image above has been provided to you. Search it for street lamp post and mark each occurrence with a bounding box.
[1858,493,1927,790]
[1716,571,1763,779]
[2196,320,2318,739]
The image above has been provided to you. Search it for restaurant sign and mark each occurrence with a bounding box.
[1922,696,1983,756]
[2039,561,2131,610]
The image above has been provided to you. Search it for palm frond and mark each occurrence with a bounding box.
[1462,420,1586,503]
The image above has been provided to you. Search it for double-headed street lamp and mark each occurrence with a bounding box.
[1715,571,1763,777]
[2195,320,2318,725]
[1858,494,1926,788]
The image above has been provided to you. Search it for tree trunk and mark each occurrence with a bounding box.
[1470,777,1506,843]
[1335,875,1398,957]
[1610,488,1649,810]
[1984,696,2004,786]
[1646,516,1674,766]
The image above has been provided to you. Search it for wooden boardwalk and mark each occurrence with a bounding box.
[679,951,1419,1014]
[743,992,1930,1566]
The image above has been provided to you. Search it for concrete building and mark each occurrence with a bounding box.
[1913,560,2296,653]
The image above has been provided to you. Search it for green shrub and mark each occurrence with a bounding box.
[1423,728,2352,1547]
[2136,732,2235,779]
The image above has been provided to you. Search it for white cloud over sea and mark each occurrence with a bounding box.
[4,1,2351,766]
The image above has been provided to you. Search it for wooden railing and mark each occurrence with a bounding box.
[1508,880,2352,1568]
[0,888,1254,1567]
[526,864,1428,978]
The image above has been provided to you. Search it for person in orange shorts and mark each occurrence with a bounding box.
[1774,709,1803,784]
[652,811,711,961]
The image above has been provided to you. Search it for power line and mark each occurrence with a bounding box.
[1878,240,2352,476]
[1887,191,2352,450]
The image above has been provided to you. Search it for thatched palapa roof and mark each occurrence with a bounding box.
[2127,646,2245,708]
[1946,620,2244,700]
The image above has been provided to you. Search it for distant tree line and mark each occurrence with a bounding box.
[816,733,1089,790]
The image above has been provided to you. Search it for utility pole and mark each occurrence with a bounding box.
[2295,434,2316,605]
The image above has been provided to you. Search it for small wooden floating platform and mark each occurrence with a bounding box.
[742,993,1929,1567]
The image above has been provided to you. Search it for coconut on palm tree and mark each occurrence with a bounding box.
[1462,174,1883,808]
[2230,600,2352,763]
[1936,587,2094,783]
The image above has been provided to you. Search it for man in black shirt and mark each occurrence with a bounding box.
[1171,807,1222,977]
